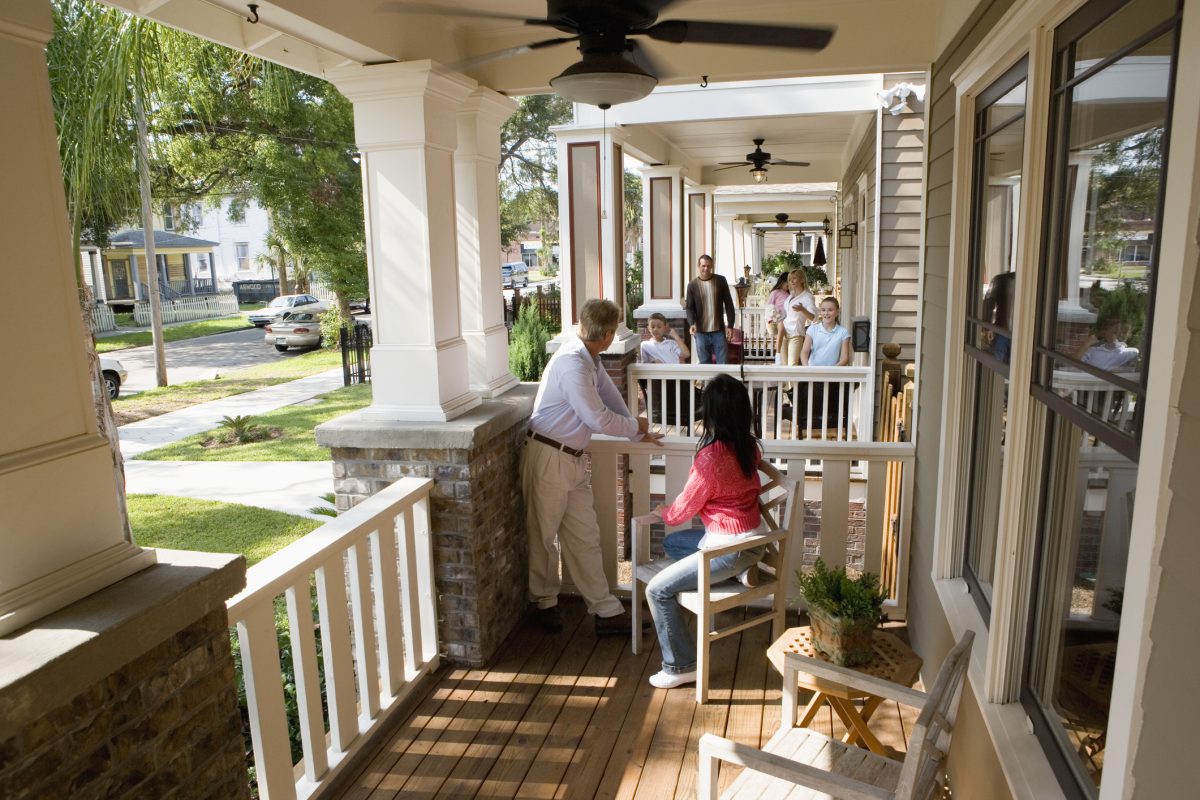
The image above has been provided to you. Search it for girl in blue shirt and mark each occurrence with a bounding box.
[801,297,851,367]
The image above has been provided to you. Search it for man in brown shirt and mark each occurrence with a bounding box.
[684,254,736,363]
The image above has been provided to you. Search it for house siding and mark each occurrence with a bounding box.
[910,0,1018,798]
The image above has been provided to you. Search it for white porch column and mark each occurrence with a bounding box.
[456,88,518,398]
[714,212,738,285]
[684,184,714,286]
[0,0,154,636]
[638,164,686,315]
[552,125,635,352]
[329,60,480,421]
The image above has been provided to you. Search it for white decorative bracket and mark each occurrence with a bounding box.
[878,82,926,116]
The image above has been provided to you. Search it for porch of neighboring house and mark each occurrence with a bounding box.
[98,229,221,303]
[335,600,920,800]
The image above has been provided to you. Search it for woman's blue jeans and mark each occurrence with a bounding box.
[647,530,763,674]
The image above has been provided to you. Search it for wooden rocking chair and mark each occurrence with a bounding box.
[699,630,975,799]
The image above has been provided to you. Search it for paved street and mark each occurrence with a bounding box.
[113,324,320,394]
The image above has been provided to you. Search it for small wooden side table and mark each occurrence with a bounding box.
[767,625,922,757]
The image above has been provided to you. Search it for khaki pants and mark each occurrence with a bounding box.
[521,439,624,617]
[784,333,805,365]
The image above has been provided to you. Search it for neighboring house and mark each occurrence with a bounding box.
[500,225,558,269]
[85,229,219,305]
[185,197,273,287]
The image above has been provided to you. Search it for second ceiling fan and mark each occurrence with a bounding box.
[715,139,810,183]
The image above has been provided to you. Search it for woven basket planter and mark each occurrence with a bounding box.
[808,606,876,666]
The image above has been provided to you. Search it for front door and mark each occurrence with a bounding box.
[109,258,131,299]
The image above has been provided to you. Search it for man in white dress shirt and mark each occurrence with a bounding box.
[523,299,662,635]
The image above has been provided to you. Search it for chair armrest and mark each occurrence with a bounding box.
[698,734,893,800]
[631,514,660,528]
[699,529,787,560]
[630,514,660,567]
[783,652,927,709]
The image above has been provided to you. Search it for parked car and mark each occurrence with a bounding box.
[264,312,323,352]
[247,294,329,327]
[501,261,529,288]
[99,357,127,400]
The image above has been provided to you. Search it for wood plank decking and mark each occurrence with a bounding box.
[337,600,919,800]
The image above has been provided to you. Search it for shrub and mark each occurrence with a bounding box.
[320,308,349,349]
[509,301,552,381]
[796,558,885,621]
[219,414,266,443]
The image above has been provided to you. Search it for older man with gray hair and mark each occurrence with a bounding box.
[523,298,662,636]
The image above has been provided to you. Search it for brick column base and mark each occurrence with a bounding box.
[317,387,536,665]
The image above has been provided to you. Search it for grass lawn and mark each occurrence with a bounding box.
[127,494,321,566]
[112,347,342,426]
[96,316,252,352]
[239,302,264,311]
[137,383,371,462]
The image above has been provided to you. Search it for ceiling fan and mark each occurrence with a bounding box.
[715,139,810,183]
[382,2,835,108]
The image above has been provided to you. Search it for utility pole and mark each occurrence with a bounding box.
[134,91,167,386]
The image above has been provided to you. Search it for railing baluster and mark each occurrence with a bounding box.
[285,580,328,782]
[348,539,380,723]
[820,459,850,569]
[370,526,405,699]
[396,507,421,677]
[413,496,438,665]
[237,601,297,800]
[316,555,358,752]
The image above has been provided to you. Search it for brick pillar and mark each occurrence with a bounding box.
[317,389,535,665]
[600,348,639,561]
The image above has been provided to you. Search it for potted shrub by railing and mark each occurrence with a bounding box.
[796,558,885,666]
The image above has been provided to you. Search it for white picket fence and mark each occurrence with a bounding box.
[226,478,439,800]
[133,293,239,325]
[90,303,118,333]
[629,363,874,441]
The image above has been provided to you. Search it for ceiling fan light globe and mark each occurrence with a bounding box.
[751,167,768,183]
[550,54,657,108]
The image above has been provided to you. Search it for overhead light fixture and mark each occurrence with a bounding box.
[549,54,657,109]
[751,167,768,183]
[774,213,789,227]
[838,222,858,249]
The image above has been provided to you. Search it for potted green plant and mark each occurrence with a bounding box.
[796,559,885,666]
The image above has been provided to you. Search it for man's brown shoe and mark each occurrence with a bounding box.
[535,605,563,632]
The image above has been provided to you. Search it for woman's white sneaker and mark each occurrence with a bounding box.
[649,669,697,689]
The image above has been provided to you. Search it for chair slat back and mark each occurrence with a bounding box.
[894,630,974,799]
[756,460,800,572]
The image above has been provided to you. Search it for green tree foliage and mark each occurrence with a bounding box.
[1087,127,1163,274]
[761,250,830,292]
[1093,280,1149,347]
[500,95,573,266]
[509,302,552,381]
[625,251,644,329]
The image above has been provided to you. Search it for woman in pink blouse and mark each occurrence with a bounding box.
[645,373,764,689]
[765,273,790,361]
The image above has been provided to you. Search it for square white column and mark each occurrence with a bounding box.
[0,0,154,636]
[550,125,637,353]
[638,164,686,316]
[684,184,715,285]
[329,61,480,421]
[456,88,518,397]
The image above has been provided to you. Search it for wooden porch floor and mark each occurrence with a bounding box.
[337,599,919,800]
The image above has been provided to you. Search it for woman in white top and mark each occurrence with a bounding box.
[781,269,817,365]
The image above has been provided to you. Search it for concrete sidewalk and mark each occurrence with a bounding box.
[118,368,345,458]
[124,460,334,518]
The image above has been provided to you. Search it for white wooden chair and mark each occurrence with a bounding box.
[698,630,975,799]
[631,460,800,703]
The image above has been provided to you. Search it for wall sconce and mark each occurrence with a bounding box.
[838,222,857,249]
[822,216,832,236]
[750,167,768,183]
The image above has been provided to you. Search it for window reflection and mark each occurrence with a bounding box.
[964,362,1007,605]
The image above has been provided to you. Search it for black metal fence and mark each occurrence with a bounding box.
[504,285,562,338]
[340,322,372,386]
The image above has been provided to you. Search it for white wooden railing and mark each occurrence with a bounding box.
[736,305,776,360]
[226,478,438,800]
[134,293,240,324]
[629,363,874,442]
[1051,368,1138,436]
[90,303,118,332]
[586,438,915,617]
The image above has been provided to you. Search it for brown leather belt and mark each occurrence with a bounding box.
[527,430,584,458]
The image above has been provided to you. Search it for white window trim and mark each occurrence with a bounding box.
[931,0,1095,797]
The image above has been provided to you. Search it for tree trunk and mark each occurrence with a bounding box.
[134,91,167,387]
[270,211,291,295]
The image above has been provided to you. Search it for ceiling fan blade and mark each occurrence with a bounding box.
[713,164,751,171]
[450,36,578,71]
[717,161,752,166]
[644,20,835,50]
[376,2,553,25]
[769,160,811,167]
